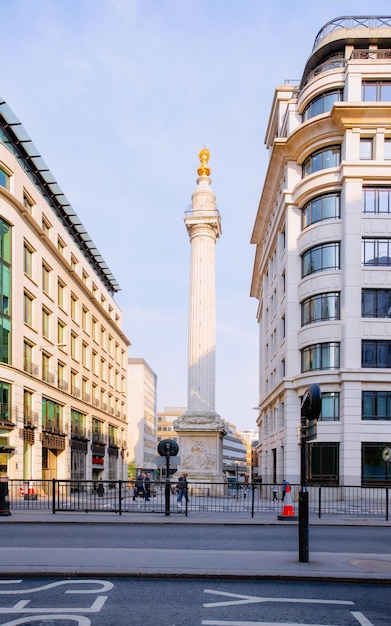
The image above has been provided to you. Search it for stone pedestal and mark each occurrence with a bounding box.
[174,412,227,491]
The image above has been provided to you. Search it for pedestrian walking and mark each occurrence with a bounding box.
[176,473,188,510]
[144,472,151,501]
[133,473,146,500]
[271,484,278,501]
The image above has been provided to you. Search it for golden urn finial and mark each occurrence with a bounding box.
[197,147,211,176]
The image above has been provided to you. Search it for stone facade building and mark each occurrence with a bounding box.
[251,16,391,486]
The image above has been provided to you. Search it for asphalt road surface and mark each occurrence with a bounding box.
[0,578,389,625]
[0,523,389,554]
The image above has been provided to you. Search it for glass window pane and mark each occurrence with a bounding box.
[311,198,322,222]
[311,97,323,117]
[360,139,373,160]
[362,83,377,101]
[381,83,391,101]
[363,240,376,265]
[363,189,376,213]
[378,189,389,213]
[378,240,390,265]
[321,244,337,269]
[311,152,322,172]
[384,140,391,160]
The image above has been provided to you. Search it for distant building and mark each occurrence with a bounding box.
[237,429,258,479]
[251,16,391,486]
[127,358,157,477]
[0,97,130,482]
[223,424,247,479]
[157,406,185,444]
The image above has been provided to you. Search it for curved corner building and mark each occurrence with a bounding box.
[251,16,391,486]
[0,98,130,483]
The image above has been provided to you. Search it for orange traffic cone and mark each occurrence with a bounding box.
[24,478,38,501]
[19,486,24,498]
[277,483,298,520]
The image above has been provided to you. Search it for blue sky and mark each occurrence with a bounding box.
[3,0,391,429]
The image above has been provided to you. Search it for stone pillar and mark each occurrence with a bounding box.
[175,149,227,485]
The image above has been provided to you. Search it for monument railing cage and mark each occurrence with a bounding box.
[5,480,391,520]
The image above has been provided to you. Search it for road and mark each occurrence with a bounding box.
[0,578,389,625]
[1,523,389,554]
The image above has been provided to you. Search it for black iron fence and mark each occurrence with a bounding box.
[5,480,391,520]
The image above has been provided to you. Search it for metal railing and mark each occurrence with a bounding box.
[6,480,391,519]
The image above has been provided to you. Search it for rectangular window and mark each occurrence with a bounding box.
[23,191,34,214]
[24,242,34,277]
[362,442,390,484]
[24,292,34,326]
[308,443,339,484]
[70,293,78,322]
[70,331,78,360]
[362,391,391,420]
[57,320,65,346]
[362,239,391,266]
[82,306,88,333]
[57,237,66,255]
[360,138,373,160]
[320,392,340,421]
[42,262,51,295]
[82,341,88,367]
[362,81,391,101]
[42,308,50,340]
[362,187,391,214]
[42,215,52,235]
[362,289,391,317]
[58,280,66,310]
[384,139,391,160]
[0,166,10,190]
[362,340,391,367]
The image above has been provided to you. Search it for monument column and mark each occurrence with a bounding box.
[175,149,227,484]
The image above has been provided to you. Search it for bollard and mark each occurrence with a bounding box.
[0,476,11,516]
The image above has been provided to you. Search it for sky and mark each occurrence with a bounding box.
[2,0,391,430]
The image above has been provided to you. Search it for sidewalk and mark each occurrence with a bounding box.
[1,509,391,582]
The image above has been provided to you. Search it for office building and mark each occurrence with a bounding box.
[251,16,391,486]
[0,97,130,482]
[127,358,157,476]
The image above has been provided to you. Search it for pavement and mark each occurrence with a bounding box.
[1,508,391,583]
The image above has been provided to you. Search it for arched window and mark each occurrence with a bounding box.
[302,193,340,228]
[303,90,342,121]
[302,146,340,177]
[301,242,340,277]
[301,292,340,325]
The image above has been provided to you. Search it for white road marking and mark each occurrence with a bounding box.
[351,612,375,626]
[0,579,113,594]
[0,596,108,614]
[203,589,354,608]
[202,621,348,626]
[0,616,91,626]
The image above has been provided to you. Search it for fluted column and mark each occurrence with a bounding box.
[184,149,221,415]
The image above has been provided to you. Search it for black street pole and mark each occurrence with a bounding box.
[299,383,321,564]
[165,455,170,516]
[299,414,309,563]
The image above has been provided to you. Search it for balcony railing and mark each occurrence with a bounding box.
[58,378,69,392]
[351,49,391,60]
[42,369,56,385]
[24,359,39,377]
[0,403,17,426]
[24,409,38,428]
[42,419,63,434]
[313,16,391,49]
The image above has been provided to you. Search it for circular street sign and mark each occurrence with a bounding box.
[157,439,179,457]
[382,447,391,462]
